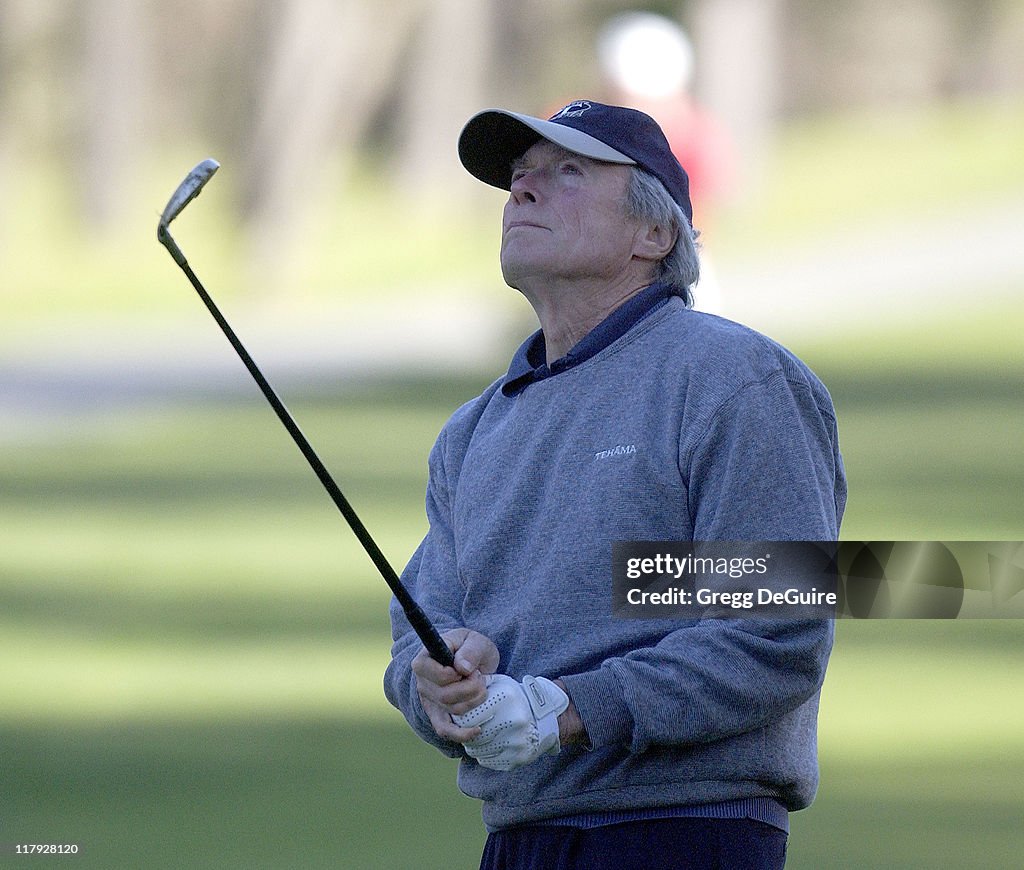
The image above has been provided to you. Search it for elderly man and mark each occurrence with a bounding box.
[384,100,846,870]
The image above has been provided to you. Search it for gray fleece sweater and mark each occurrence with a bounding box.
[384,291,846,830]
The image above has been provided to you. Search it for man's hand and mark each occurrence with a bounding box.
[453,674,569,771]
[412,628,500,743]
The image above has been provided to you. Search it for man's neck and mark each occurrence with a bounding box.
[521,275,655,365]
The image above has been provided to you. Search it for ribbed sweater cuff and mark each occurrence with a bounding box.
[561,666,634,749]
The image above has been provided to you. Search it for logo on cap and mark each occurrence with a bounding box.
[549,101,592,120]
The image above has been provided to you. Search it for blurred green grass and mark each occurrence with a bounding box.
[2,97,1023,866]
[2,352,1022,867]
[719,97,1024,246]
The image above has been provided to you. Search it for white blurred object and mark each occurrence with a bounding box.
[692,251,724,317]
[598,12,695,99]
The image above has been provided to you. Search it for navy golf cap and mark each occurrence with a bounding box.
[458,99,693,224]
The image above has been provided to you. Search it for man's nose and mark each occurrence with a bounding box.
[509,171,538,204]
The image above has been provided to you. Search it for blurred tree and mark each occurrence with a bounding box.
[0,0,1021,277]
[491,0,597,110]
[687,0,783,193]
[943,0,1024,95]
[0,1,73,250]
[0,2,67,156]
[395,0,497,203]
[240,0,423,293]
[0,2,10,241]
[780,0,1024,113]
[76,0,150,234]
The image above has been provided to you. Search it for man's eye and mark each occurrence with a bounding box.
[560,163,582,175]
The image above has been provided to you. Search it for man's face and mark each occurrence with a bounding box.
[499,140,640,291]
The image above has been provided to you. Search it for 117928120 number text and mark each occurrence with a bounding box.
[13,844,81,855]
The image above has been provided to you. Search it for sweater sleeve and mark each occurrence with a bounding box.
[562,370,843,753]
[382,428,467,758]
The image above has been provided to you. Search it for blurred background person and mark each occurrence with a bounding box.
[597,11,736,315]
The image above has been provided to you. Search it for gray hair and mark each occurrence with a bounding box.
[625,167,700,306]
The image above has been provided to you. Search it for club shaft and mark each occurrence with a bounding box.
[159,230,454,667]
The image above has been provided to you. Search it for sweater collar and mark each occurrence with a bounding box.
[502,282,676,397]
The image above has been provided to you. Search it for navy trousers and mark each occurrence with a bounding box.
[479,818,787,870]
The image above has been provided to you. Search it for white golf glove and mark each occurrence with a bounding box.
[453,674,569,771]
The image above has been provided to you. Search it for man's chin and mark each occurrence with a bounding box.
[500,272,526,293]
[499,258,527,291]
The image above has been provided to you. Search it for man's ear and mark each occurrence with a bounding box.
[633,221,677,263]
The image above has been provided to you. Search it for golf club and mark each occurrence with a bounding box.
[156,158,455,668]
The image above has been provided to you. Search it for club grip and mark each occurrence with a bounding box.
[402,598,455,668]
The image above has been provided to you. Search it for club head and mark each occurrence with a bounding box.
[158,158,220,230]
